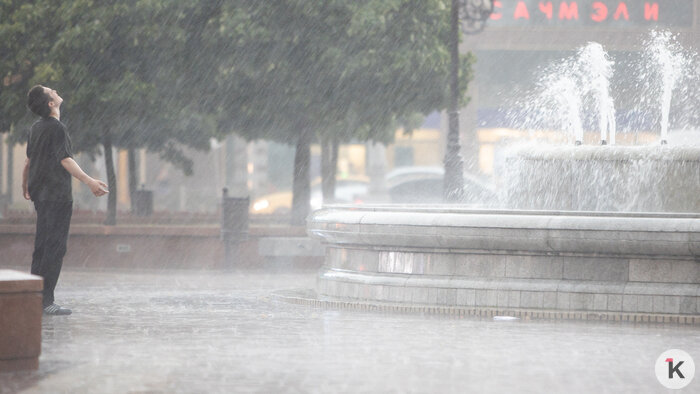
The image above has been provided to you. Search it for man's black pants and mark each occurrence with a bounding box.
[31,201,72,307]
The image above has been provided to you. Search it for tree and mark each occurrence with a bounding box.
[3,0,474,226]
[0,1,63,132]
[5,0,219,223]
[34,0,161,224]
[216,0,473,224]
[0,1,67,201]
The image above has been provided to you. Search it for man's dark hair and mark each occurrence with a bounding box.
[27,85,51,118]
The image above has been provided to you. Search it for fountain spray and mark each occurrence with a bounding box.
[645,30,687,145]
[578,42,616,146]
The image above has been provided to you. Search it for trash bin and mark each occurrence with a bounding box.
[221,188,249,268]
[133,186,153,217]
[0,194,9,219]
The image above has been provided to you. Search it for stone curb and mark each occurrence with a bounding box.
[272,289,700,325]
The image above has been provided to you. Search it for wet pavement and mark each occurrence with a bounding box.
[1,267,699,393]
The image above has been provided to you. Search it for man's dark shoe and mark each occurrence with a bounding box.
[43,304,72,315]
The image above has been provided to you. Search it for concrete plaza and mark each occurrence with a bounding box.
[1,267,698,393]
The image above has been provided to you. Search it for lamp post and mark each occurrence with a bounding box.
[443,0,493,202]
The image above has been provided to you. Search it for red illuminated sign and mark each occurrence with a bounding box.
[487,0,693,26]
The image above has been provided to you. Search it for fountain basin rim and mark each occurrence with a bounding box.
[505,145,700,161]
[320,268,700,296]
[314,204,700,219]
[308,205,700,257]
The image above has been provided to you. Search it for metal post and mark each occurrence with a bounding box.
[443,0,465,202]
[443,0,494,202]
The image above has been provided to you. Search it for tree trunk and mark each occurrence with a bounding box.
[321,136,338,202]
[290,128,311,226]
[0,131,4,199]
[6,139,13,203]
[128,148,138,213]
[103,133,117,226]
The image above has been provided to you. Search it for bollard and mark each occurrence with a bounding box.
[221,188,249,268]
[0,270,43,371]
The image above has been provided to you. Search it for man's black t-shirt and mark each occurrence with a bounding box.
[26,117,74,202]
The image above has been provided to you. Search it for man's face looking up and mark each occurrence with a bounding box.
[45,86,63,107]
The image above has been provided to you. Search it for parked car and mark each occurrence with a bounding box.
[309,180,369,210]
[251,176,369,215]
[251,167,498,215]
[386,166,497,206]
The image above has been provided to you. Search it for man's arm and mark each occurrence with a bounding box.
[60,157,109,197]
[22,158,30,200]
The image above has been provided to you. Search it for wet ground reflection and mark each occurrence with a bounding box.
[1,268,698,393]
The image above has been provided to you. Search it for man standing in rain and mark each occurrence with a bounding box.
[22,85,108,315]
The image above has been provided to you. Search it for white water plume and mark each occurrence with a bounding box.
[516,42,617,145]
[642,30,690,143]
[541,75,583,142]
[577,42,616,145]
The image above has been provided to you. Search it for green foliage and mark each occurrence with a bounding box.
[216,0,473,145]
[2,0,473,155]
[2,0,218,168]
[1,0,475,210]
[210,0,474,222]
[0,1,62,134]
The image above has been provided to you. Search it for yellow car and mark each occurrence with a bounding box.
[251,176,369,215]
[250,190,294,215]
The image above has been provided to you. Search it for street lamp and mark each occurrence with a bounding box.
[459,0,495,33]
[443,0,494,202]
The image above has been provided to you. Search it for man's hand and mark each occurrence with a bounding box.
[23,186,31,200]
[87,179,109,197]
[60,158,108,197]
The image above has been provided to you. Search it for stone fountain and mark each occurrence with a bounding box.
[306,32,700,323]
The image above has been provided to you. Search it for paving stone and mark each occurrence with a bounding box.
[680,297,698,314]
[607,295,623,312]
[1,268,698,394]
[456,289,476,306]
[454,254,506,277]
[508,291,521,308]
[629,259,700,284]
[653,296,681,314]
[570,293,594,311]
[543,292,558,309]
[557,293,570,310]
[623,295,638,313]
[637,295,653,313]
[562,257,629,281]
[593,294,607,311]
[521,291,544,309]
[497,290,509,307]
[505,256,563,279]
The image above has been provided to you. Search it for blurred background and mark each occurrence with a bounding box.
[1,0,698,224]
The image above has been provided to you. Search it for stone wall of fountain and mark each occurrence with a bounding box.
[503,145,700,212]
[308,206,700,321]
